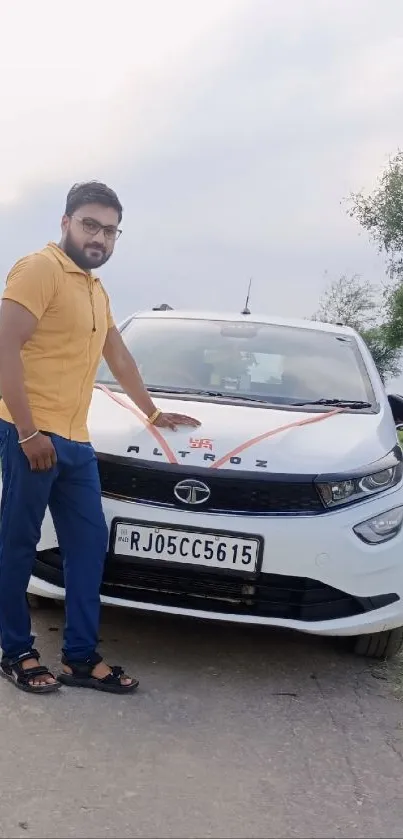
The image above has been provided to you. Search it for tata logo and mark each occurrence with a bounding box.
[173,479,211,505]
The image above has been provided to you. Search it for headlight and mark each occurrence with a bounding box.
[354,506,403,544]
[317,459,403,508]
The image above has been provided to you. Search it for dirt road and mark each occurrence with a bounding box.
[0,603,402,838]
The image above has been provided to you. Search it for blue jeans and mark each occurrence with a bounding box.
[0,420,108,661]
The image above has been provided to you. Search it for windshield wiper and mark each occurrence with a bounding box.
[147,386,219,397]
[294,398,372,409]
[147,386,269,403]
[216,393,273,404]
[98,384,372,410]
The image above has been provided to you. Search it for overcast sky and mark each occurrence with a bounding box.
[1,0,403,330]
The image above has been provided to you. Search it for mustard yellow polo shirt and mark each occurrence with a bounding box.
[0,242,114,442]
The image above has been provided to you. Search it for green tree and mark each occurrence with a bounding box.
[313,274,376,331]
[313,274,401,383]
[348,150,403,348]
[360,326,401,382]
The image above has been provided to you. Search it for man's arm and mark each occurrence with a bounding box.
[0,255,58,470]
[102,327,158,418]
[103,327,200,430]
[0,300,57,469]
[0,300,38,437]
[0,254,56,435]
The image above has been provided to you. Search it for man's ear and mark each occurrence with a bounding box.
[61,214,69,235]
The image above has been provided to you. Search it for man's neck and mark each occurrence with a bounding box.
[55,241,93,275]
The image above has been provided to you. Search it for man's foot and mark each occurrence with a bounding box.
[62,660,134,687]
[59,655,138,693]
[21,657,59,687]
[0,649,60,693]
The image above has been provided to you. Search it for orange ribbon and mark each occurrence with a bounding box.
[95,384,342,469]
[94,384,178,464]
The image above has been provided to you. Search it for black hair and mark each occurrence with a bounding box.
[65,181,123,223]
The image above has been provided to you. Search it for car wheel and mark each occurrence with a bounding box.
[353,627,403,659]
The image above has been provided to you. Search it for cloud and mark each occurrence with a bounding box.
[0,0,247,201]
[1,0,403,323]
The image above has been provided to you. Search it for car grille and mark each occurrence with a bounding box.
[34,549,398,622]
[96,455,323,515]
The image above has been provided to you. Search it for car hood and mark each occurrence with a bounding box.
[89,388,396,475]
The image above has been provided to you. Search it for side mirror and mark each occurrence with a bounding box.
[388,394,403,425]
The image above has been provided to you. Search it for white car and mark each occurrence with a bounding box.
[31,310,403,658]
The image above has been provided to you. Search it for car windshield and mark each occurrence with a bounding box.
[97,317,376,407]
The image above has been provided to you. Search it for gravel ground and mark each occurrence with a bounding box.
[0,602,403,839]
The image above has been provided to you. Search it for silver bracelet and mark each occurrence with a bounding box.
[18,430,39,445]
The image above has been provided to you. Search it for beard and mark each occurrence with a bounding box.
[63,231,112,270]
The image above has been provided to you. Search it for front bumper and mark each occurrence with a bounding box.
[29,572,403,637]
[32,488,403,637]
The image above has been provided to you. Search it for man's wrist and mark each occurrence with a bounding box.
[145,402,157,418]
[147,407,162,425]
[18,429,40,445]
[17,424,37,439]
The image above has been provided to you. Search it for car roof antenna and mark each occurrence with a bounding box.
[241,278,252,315]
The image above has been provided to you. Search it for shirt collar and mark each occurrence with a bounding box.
[46,242,100,280]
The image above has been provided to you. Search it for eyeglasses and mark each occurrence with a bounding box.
[72,215,122,241]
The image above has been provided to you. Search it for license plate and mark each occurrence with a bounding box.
[113,522,260,574]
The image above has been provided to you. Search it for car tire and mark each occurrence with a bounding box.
[352,627,403,659]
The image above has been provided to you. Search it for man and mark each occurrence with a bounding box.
[0,181,200,695]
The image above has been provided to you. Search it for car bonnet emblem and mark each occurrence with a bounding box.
[174,479,211,505]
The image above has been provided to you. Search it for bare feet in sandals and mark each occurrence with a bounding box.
[59,655,138,693]
[63,659,134,685]
[1,649,60,693]
[20,657,59,687]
